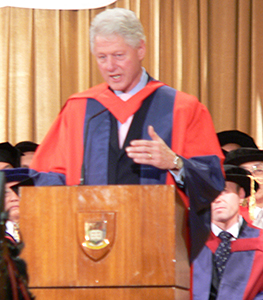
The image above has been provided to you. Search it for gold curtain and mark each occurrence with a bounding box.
[0,0,262,148]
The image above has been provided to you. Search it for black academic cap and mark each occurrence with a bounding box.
[224,148,263,166]
[222,149,228,158]
[224,164,258,198]
[217,130,258,149]
[0,168,34,194]
[0,142,21,168]
[15,141,38,153]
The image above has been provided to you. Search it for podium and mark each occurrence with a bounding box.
[19,185,190,299]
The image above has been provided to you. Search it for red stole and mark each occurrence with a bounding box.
[68,81,165,124]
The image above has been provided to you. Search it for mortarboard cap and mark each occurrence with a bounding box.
[217,130,258,149]
[224,148,263,166]
[0,142,21,168]
[15,141,39,153]
[224,164,258,198]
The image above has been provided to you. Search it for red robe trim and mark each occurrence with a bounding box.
[239,205,252,224]
[194,223,263,300]
[69,81,165,124]
[206,229,263,254]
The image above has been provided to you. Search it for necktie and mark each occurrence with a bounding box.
[214,231,232,281]
[118,93,133,148]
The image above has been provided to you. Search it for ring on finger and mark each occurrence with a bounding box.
[148,153,152,159]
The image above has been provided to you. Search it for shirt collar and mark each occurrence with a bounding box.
[211,215,243,240]
[5,220,14,232]
[114,67,148,97]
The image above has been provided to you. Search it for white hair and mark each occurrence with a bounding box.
[90,8,146,52]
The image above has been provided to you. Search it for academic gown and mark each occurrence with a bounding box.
[193,220,263,300]
[30,77,225,259]
[30,77,223,188]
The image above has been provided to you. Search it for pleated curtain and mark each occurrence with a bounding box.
[0,0,262,148]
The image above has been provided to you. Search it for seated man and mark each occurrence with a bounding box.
[193,165,263,300]
[2,168,33,242]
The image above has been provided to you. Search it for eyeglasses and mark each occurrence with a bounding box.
[242,164,263,185]
[243,164,263,177]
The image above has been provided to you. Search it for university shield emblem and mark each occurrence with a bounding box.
[77,211,116,261]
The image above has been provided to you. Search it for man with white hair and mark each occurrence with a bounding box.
[30,8,224,260]
[31,8,223,186]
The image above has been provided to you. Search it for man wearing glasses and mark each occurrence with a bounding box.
[224,148,263,228]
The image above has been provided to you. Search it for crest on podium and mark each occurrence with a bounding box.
[77,211,116,261]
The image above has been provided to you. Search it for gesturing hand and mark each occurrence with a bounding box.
[125,125,176,170]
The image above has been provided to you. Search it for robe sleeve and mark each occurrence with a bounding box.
[175,155,225,261]
[172,91,224,159]
[167,91,225,207]
[30,99,87,185]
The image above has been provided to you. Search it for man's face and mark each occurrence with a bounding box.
[222,143,241,153]
[212,181,243,229]
[5,181,20,223]
[0,162,13,170]
[241,161,263,206]
[21,151,35,168]
[93,34,146,93]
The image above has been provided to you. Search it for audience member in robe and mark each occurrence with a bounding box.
[0,168,34,299]
[225,148,263,228]
[2,168,34,242]
[217,130,258,154]
[193,165,263,300]
[0,142,22,169]
[15,141,39,168]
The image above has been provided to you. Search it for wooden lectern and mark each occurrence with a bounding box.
[20,185,190,299]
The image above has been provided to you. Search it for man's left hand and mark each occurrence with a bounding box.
[125,125,176,170]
